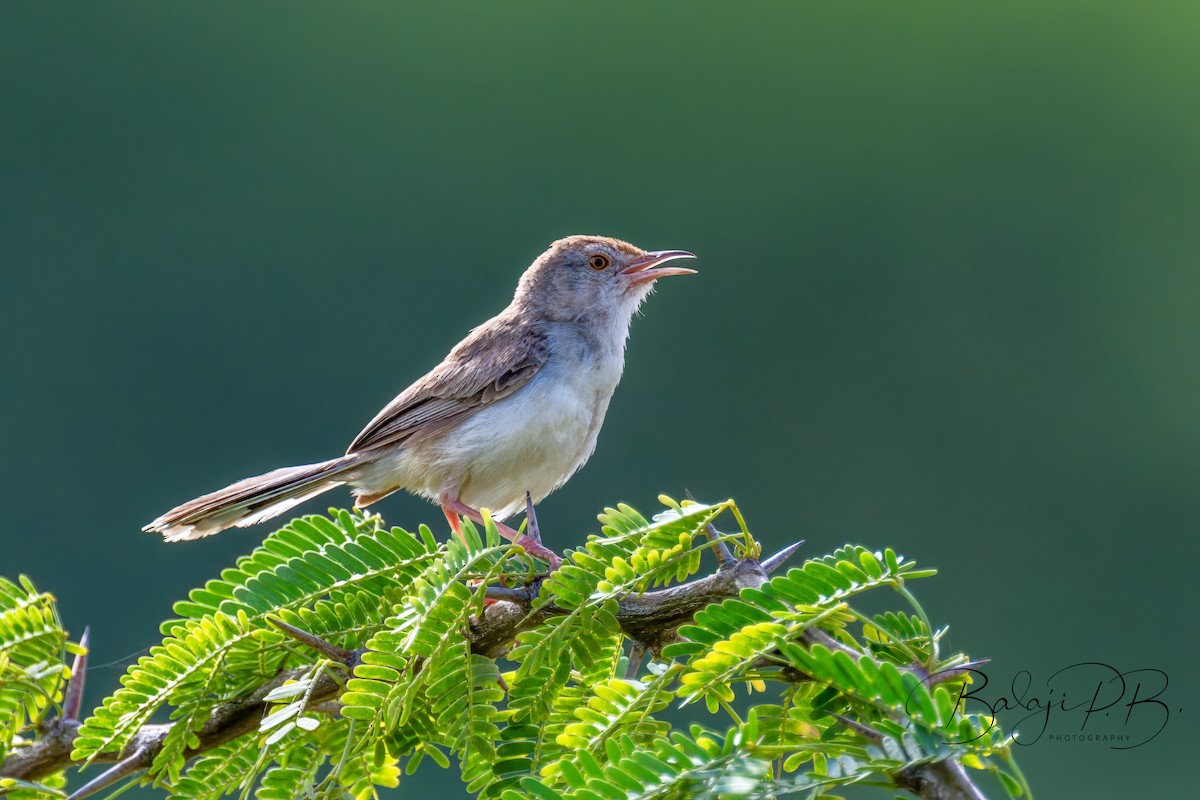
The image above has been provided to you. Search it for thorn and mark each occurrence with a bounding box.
[267,618,353,665]
[828,711,883,743]
[685,489,734,567]
[760,540,806,575]
[524,491,543,545]
[624,642,646,681]
[62,626,90,721]
[66,748,144,800]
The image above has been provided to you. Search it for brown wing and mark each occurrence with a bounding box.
[346,314,549,454]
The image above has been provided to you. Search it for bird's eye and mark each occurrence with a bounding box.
[588,254,610,270]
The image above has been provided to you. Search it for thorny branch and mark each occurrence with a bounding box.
[2,533,988,800]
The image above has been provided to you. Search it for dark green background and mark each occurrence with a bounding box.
[2,2,1196,796]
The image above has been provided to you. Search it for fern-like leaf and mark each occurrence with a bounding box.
[0,576,69,764]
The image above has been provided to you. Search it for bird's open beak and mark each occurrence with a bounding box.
[619,250,698,286]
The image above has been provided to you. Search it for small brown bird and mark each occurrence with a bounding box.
[144,235,696,563]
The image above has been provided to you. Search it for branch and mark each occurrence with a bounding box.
[1,539,987,800]
[1,648,357,794]
[896,758,990,800]
[1,549,794,785]
[474,547,988,800]
[472,552,785,658]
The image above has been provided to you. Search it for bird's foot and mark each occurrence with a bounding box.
[440,493,562,571]
[509,531,562,571]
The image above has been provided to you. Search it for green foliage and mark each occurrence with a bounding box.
[0,576,73,797]
[671,544,934,712]
[0,498,1031,799]
[71,509,438,777]
[505,730,771,800]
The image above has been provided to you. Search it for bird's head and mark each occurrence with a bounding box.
[514,235,696,323]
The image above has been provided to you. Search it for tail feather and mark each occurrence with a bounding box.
[144,455,359,541]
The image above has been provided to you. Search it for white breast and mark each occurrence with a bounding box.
[374,340,625,520]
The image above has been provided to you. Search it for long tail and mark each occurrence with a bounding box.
[143,454,360,541]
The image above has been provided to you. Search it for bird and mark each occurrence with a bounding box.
[143,235,697,565]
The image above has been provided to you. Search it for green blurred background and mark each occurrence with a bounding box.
[2,1,1196,796]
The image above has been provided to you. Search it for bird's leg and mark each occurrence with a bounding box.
[442,503,471,546]
[441,498,500,607]
[440,494,561,570]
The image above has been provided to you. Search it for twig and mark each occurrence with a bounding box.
[307,701,344,716]
[482,585,534,603]
[686,489,734,567]
[267,618,354,665]
[922,659,992,685]
[828,711,883,744]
